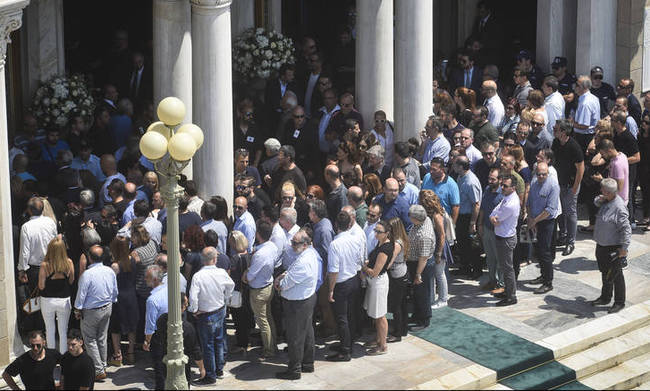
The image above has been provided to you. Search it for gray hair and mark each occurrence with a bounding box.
[79,189,95,208]
[81,228,102,250]
[577,75,592,90]
[201,246,219,264]
[146,264,164,283]
[284,90,298,108]
[264,138,282,155]
[409,204,428,223]
[117,98,134,116]
[366,145,385,159]
[601,178,618,195]
[280,207,297,225]
[342,205,356,220]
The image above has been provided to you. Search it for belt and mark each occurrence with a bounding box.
[196,306,225,317]
[250,283,272,290]
[86,303,111,311]
[496,234,515,240]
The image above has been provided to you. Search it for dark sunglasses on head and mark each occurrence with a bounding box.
[593,75,603,80]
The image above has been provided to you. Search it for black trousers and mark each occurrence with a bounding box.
[456,214,481,272]
[596,244,626,304]
[535,219,556,286]
[388,274,409,337]
[284,294,317,373]
[330,277,361,354]
[151,345,166,390]
[231,294,254,348]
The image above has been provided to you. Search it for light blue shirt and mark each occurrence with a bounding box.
[269,223,286,268]
[422,174,460,215]
[247,241,277,289]
[117,216,163,246]
[233,211,256,253]
[490,192,520,238]
[100,173,126,203]
[527,176,561,220]
[279,247,319,300]
[162,272,187,294]
[71,154,106,182]
[363,221,378,257]
[401,182,420,206]
[121,199,137,226]
[201,219,228,254]
[545,91,565,136]
[422,135,451,166]
[313,218,334,263]
[573,91,600,134]
[74,262,118,310]
[626,116,638,138]
[318,104,340,153]
[328,230,362,283]
[458,171,482,215]
[145,284,168,335]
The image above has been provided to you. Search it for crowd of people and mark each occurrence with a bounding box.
[3,2,646,389]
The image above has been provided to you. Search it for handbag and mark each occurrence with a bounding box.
[22,287,41,314]
[442,210,456,245]
[228,290,242,309]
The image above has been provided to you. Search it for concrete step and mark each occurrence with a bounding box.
[559,324,650,380]
[484,383,512,390]
[579,351,650,390]
[631,380,650,390]
[537,300,650,359]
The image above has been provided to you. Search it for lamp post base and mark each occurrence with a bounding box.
[163,353,189,390]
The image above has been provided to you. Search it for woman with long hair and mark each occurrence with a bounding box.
[362,173,383,205]
[130,224,159,345]
[498,98,522,136]
[454,87,477,127]
[228,230,254,353]
[385,217,410,342]
[337,140,363,187]
[108,236,138,366]
[361,220,394,355]
[305,184,326,202]
[38,235,74,354]
[182,225,206,283]
[418,190,451,308]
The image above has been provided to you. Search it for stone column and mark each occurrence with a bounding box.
[0,0,29,367]
[231,0,254,38]
[355,0,393,127]
[21,0,65,105]
[395,0,433,141]
[153,0,193,177]
[616,0,648,94]
[191,0,234,207]
[267,0,281,32]
[576,0,617,83]
[536,0,578,73]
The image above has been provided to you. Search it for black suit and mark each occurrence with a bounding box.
[281,119,320,180]
[448,66,482,96]
[628,93,642,127]
[471,14,504,66]
[264,78,298,134]
[123,66,153,108]
[299,73,322,117]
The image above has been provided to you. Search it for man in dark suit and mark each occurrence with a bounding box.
[617,78,642,127]
[264,64,297,134]
[300,52,324,118]
[448,50,482,96]
[122,52,153,110]
[470,1,503,67]
[281,105,320,181]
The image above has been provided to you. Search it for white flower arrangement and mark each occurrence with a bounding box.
[233,28,295,82]
[31,74,95,129]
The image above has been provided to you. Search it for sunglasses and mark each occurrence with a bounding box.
[593,75,603,80]
[504,143,515,147]
[233,205,245,210]
[293,115,305,119]
[30,343,42,349]
[531,121,544,127]
[375,119,386,123]
[536,172,548,176]
[367,213,378,219]
[306,193,315,199]
[373,229,386,234]
[501,184,513,188]
[235,185,247,191]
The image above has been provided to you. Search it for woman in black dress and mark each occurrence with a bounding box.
[228,230,255,354]
[108,236,138,366]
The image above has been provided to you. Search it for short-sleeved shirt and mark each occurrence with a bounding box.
[481,187,503,230]
[613,130,639,165]
[367,242,394,276]
[573,91,600,134]
[609,153,629,202]
[458,171,482,215]
[5,349,61,390]
[61,351,95,390]
[552,137,584,186]
[421,174,460,214]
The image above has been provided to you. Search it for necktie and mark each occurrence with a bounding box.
[465,70,470,88]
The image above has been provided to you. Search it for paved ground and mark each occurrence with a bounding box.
[4,214,650,390]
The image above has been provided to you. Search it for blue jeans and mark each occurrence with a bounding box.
[559,185,579,245]
[196,307,226,379]
[412,258,435,323]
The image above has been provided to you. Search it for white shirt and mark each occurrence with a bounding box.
[465,144,484,168]
[486,95,505,128]
[363,221,378,257]
[490,192,520,238]
[328,229,363,283]
[281,225,300,269]
[18,215,58,271]
[187,196,204,216]
[117,216,162,246]
[279,247,319,300]
[162,272,187,294]
[371,127,395,169]
[544,91,565,136]
[188,265,234,313]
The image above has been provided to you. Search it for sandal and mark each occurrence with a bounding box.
[124,352,135,365]
[366,347,387,356]
[363,340,378,348]
[387,335,402,343]
[108,354,122,367]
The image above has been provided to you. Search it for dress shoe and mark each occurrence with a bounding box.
[325,353,351,362]
[95,372,107,381]
[496,298,518,307]
[562,244,575,256]
[529,276,544,285]
[408,325,428,332]
[556,237,567,247]
[301,365,314,373]
[608,303,625,313]
[328,343,344,352]
[493,291,507,299]
[590,297,611,306]
[534,285,553,294]
[490,287,505,295]
[480,282,497,291]
[193,376,216,385]
[276,371,301,380]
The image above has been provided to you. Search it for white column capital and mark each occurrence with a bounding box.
[190,0,232,10]
[0,0,28,67]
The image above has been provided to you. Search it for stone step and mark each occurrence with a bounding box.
[499,360,575,390]
[537,300,650,359]
[558,324,650,380]
[484,383,512,390]
[579,351,650,390]
[631,380,650,390]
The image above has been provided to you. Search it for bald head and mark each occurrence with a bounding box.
[324,164,340,185]
[342,205,356,221]
[384,178,399,202]
[100,154,117,175]
[347,186,364,207]
[482,80,497,98]
[536,161,549,182]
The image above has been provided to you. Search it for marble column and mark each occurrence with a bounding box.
[576,0,617,83]
[536,0,577,73]
[616,0,648,94]
[231,0,254,38]
[22,0,65,105]
[395,0,433,141]
[0,0,29,367]
[355,0,393,127]
[191,0,234,207]
[153,0,193,177]
[267,0,281,32]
